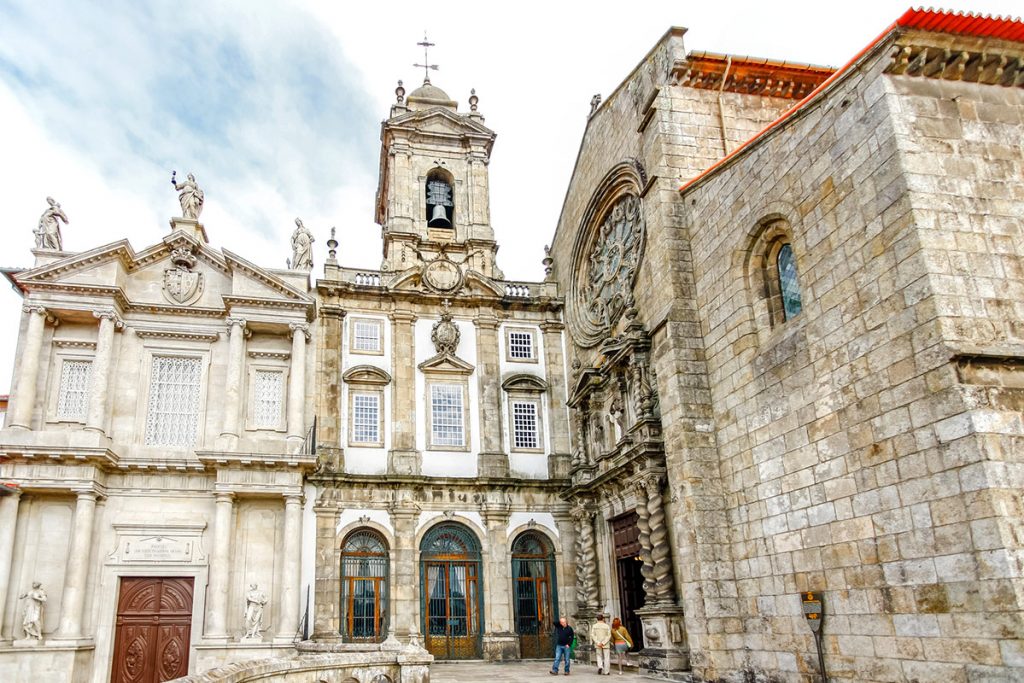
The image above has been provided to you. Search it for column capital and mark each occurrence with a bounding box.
[319,304,346,320]
[92,307,125,329]
[71,489,99,503]
[473,315,500,329]
[289,322,311,341]
[22,304,48,317]
[226,316,248,330]
[214,490,236,504]
[0,485,23,500]
[283,491,304,505]
[389,310,418,324]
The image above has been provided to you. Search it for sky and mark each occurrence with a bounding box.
[0,0,1020,393]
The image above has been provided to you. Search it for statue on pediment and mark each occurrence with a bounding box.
[35,197,67,251]
[290,218,314,271]
[171,171,204,220]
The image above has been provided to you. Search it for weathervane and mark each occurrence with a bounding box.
[414,32,439,84]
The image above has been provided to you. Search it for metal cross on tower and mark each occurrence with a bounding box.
[414,32,439,84]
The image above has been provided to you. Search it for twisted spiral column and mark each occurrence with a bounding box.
[645,475,676,604]
[633,480,655,599]
[574,507,600,609]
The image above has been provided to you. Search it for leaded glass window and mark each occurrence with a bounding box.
[508,331,534,360]
[353,320,382,353]
[341,529,388,642]
[777,244,802,320]
[56,360,91,421]
[144,356,202,447]
[352,393,380,444]
[253,370,283,428]
[512,401,539,449]
[430,384,464,447]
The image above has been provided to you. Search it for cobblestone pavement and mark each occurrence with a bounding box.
[430,661,649,682]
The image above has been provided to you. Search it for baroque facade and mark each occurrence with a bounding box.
[0,7,1020,683]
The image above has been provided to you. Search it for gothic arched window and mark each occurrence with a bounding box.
[776,243,802,320]
[340,528,389,642]
[426,171,454,228]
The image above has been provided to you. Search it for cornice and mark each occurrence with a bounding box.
[132,325,220,342]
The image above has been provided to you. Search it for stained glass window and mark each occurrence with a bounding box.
[144,356,202,447]
[777,244,802,320]
[253,370,283,428]
[430,384,464,447]
[56,360,91,420]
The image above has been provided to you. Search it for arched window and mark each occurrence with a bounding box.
[776,243,802,320]
[340,529,389,642]
[420,523,482,659]
[511,531,558,658]
[426,170,454,228]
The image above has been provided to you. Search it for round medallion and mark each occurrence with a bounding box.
[422,258,463,293]
[569,192,645,347]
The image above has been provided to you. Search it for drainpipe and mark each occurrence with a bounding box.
[717,56,733,156]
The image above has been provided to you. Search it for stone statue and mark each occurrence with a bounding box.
[172,171,205,220]
[589,93,602,116]
[19,582,46,640]
[35,197,68,251]
[290,218,315,270]
[243,583,268,639]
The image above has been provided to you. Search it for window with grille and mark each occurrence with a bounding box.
[508,331,534,360]
[56,359,91,420]
[353,320,382,353]
[144,356,202,447]
[253,370,283,428]
[430,384,464,447]
[512,401,539,449]
[352,393,380,444]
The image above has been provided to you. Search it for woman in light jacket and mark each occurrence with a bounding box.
[610,617,633,674]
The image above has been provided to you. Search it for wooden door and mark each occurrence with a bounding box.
[111,577,193,683]
[423,561,481,659]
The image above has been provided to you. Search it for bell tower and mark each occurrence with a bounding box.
[374,47,500,277]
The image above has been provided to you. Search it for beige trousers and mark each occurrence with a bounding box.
[595,645,611,673]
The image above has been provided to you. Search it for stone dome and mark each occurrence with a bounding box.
[406,80,458,112]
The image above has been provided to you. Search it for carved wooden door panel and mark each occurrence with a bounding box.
[111,577,193,683]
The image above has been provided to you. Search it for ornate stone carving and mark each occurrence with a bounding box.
[422,253,464,293]
[19,582,46,640]
[289,322,311,342]
[430,299,460,355]
[630,354,657,421]
[571,406,589,468]
[581,194,644,338]
[93,308,125,329]
[35,197,67,251]
[635,474,675,605]
[572,506,599,609]
[243,583,268,639]
[163,246,203,305]
[291,218,315,271]
[171,171,204,220]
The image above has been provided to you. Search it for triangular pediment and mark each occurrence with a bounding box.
[385,266,508,300]
[418,353,475,375]
[388,107,495,138]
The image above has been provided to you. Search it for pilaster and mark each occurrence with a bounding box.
[84,308,123,434]
[388,310,420,475]
[475,314,508,477]
[9,305,51,430]
[311,503,341,641]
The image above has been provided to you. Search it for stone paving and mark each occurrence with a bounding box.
[431,660,649,682]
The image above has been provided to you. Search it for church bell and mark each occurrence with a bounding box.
[428,203,452,228]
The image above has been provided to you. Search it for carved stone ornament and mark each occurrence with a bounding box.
[162,246,203,305]
[430,299,461,356]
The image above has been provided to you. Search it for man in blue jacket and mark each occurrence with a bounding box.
[550,616,575,675]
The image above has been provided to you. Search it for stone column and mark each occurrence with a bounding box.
[205,491,235,640]
[312,503,341,640]
[219,317,247,442]
[482,506,517,659]
[287,323,310,444]
[85,309,123,434]
[540,321,571,456]
[276,492,302,640]
[55,490,97,639]
[475,315,508,477]
[389,506,419,643]
[388,311,419,475]
[553,511,578,619]
[9,306,50,430]
[0,488,23,639]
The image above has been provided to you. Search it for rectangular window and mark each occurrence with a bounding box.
[352,393,380,444]
[253,370,283,429]
[352,319,383,354]
[144,356,202,447]
[512,401,539,449]
[430,384,464,447]
[56,360,91,420]
[508,330,534,360]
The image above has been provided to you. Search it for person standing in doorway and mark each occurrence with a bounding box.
[550,616,575,675]
[611,617,633,674]
[590,613,612,675]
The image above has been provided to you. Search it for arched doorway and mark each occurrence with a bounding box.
[420,522,483,659]
[511,531,558,658]
[340,528,389,642]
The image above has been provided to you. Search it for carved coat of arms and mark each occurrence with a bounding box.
[163,246,203,305]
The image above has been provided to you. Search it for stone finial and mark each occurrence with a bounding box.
[396,80,405,104]
[35,197,68,251]
[171,171,204,220]
[469,88,479,112]
[327,226,338,263]
[542,244,553,280]
[589,94,602,116]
